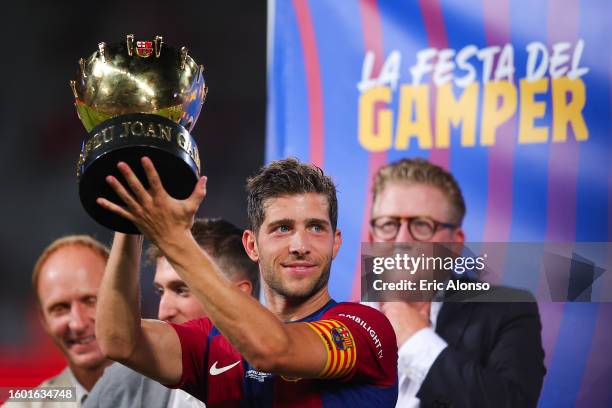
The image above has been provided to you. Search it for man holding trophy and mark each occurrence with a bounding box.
[71,36,398,406]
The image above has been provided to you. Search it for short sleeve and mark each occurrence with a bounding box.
[168,318,213,401]
[318,302,398,387]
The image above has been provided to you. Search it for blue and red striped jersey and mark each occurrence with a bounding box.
[170,300,398,407]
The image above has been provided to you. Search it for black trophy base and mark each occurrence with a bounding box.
[78,114,200,234]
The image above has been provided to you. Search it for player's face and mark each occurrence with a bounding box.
[154,257,206,323]
[253,193,341,300]
[371,182,465,244]
[37,245,107,370]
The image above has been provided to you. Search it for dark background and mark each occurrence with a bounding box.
[0,0,266,343]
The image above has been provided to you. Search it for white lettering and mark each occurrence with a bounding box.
[410,48,437,85]
[526,41,549,81]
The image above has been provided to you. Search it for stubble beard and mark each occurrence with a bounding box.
[263,259,332,302]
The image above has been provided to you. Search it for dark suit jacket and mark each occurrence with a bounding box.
[416,286,546,408]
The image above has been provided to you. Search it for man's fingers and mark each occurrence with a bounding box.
[105,175,140,210]
[141,157,164,193]
[96,197,136,222]
[187,176,207,209]
[117,162,150,203]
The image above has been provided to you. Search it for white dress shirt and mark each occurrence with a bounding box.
[67,369,88,406]
[167,389,206,408]
[363,302,447,407]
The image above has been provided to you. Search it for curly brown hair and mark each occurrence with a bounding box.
[246,157,338,233]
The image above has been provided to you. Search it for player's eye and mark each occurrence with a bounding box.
[49,304,69,316]
[176,286,190,297]
[277,225,290,233]
[83,296,97,307]
[310,224,324,233]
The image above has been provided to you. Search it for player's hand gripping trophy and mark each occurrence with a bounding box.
[70,34,207,233]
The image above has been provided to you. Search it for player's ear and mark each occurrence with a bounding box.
[453,227,465,244]
[242,230,259,262]
[449,228,465,255]
[332,228,342,259]
[234,279,253,296]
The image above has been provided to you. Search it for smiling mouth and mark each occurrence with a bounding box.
[282,263,317,273]
[67,336,95,347]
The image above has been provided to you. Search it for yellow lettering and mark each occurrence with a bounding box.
[481,81,517,146]
[435,83,478,148]
[518,78,549,143]
[358,87,392,152]
[552,78,588,142]
[395,84,432,149]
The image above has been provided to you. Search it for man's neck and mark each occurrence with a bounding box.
[69,360,111,391]
[264,286,332,322]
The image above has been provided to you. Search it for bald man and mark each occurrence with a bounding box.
[6,236,111,407]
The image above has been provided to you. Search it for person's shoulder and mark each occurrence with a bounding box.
[446,277,537,301]
[447,283,541,316]
[324,302,395,332]
[1,369,74,408]
[487,286,541,318]
[39,367,74,388]
[488,285,537,302]
[329,301,385,316]
[321,302,398,386]
[98,362,144,385]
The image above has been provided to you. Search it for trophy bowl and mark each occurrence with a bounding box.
[71,34,207,233]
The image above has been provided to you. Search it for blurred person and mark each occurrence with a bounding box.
[370,158,546,408]
[95,157,398,406]
[84,218,259,408]
[5,236,111,408]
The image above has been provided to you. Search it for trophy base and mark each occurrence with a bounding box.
[78,114,200,234]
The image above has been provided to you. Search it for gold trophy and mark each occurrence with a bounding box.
[70,34,206,233]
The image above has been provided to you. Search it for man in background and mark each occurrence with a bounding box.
[84,218,259,408]
[370,158,546,407]
[5,235,111,407]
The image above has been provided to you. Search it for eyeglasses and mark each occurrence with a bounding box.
[370,216,458,242]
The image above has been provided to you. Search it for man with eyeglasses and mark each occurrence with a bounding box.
[369,158,545,408]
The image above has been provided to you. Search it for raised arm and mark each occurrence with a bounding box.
[96,158,338,378]
[95,232,182,385]
[161,231,332,377]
